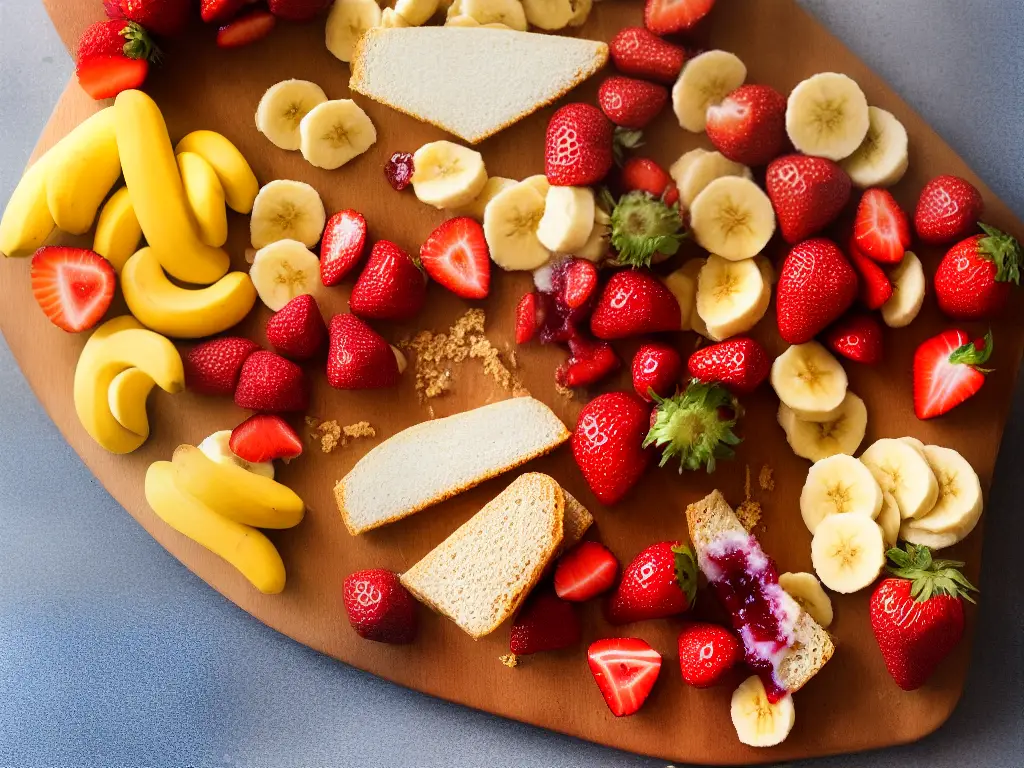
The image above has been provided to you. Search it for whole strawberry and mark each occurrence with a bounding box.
[824,313,884,365]
[677,623,742,687]
[327,313,402,390]
[184,337,260,396]
[869,544,976,690]
[76,20,157,99]
[632,342,683,401]
[590,270,682,339]
[266,294,327,360]
[234,350,309,412]
[509,589,581,655]
[934,224,1022,320]
[776,238,858,344]
[343,569,418,644]
[608,27,685,84]
[320,209,367,287]
[598,76,668,130]
[607,541,698,624]
[201,0,246,24]
[687,337,770,394]
[645,381,741,472]
[706,85,787,167]
[106,0,191,37]
[268,0,332,21]
[620,158,680,207]
[545,103,615,187]
[572,392,653,505]
[766,155,852,244]
[77,19,156,61]
[914,175,984,246]
[349,240,427,322]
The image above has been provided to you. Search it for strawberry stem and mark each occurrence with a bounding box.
[612,127,644,166]
[949,330,993,370]
[672,543,698,609]
[605,190,685,268]
[977,223,1022,284]
[121,21,160,63]
[885,544,978,604]
[643,381,742,473]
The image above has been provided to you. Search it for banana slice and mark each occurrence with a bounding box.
[568,0,591,26]
[256,80,329,152]
[859,438,939,520]
[448,176,516,220]
[900,436,927,456]
[674,150,754,210]
[811,512,886,594]
[250,180,327,249]
[690,176,775,261]
[900,520,959,552]
[661,257,704,333]
[380,8,412,26]
[786,72,870,161]
[800,453,883,533]
[445,13,479,25]
[696,255,768,342]
[299,100,377,171]
[411,140,488,209]
[779,572,833,628]
[839,106,909,188]
[250,239,322,311]
[910,445,983,536]
[673,50,748,133]
[755,255,776,286]
[521,174,550,198]
[730,676,795,748]
[177,152,228,248]
[483,181,551,270]
[521,0,572,30]
[771,342,848,419]
[880,250,925,329]
[199,430,275,480]
[575,206,611,263]
[394,0,439,25]
[778,392,868,463]
[877,490,901,548]
[326,0,382,63]
[536,186,595,253]
[463,0,528,29]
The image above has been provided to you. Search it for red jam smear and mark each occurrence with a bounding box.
[701,532,797,702]
[535,259,594,344]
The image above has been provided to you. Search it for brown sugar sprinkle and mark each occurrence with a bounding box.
[499,653,519,669]
[736,465,762,531]
[307,420,376,454]
[400,309,527,401]
[759,465,775,492]
[554,381,575,400]
[342,421,376,444]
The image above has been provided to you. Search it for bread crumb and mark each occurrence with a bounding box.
[342,421,376,445]
[554,382,575,400]
[759,465,775,492]
[314,420,342,454]
[305,416,320,429]
[499,653,519,668]
[736,465,762,531]
[401,309,527,401]
[308,420,376,454]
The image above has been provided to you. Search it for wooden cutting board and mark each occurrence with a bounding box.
[7,0,1022,763]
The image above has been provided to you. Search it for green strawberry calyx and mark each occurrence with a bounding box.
[643,381,742,473]
[603,189,686,269]
[977,223,1022,285]
[672,543,699,609]
[948,330,993,373]
[611,127,644,166]
[885,543,978,604]
[121,21,161,63]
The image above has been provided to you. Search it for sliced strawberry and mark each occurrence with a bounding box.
[913,329,992,419]
[30,247,115,332]
[509,589,581,655]
[556,337,621,388]
[217,9,277,49]
[847,237,893,309]
[554,541,619,602]
[644,0,716,35]
[419,217,491,300]
[515,292,539,345]
[320,209,367,287]
[854,189,912,264]
[561,259,598,309]
[587,638,662,717]
[76,55,149,100]
[229,413,303,463]
[620,157,679,207]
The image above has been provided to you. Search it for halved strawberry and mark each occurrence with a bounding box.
[587,637,662,717]
[217,9,277,48]
[554,541,619,602]
[561,259,598,309]
[854,189,912,264]
[556,337,620,388]
[644,0,717,35]
[419,217,491,300]
[30,247,115,332]
[847,236,893,309]
[515,292,539,344]
[229,413,303,463]
[509,589,581,655]
[320,209,367,287]
[76,55,149,100]
[913,329,992,419]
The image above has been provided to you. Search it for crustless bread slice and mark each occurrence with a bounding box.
[686,490,835,694]
[335,397,569,535]
[400,473,564,638]
[350,27,609,144]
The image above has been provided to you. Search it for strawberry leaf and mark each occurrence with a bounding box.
[978,223,1022,284]
[607,190,686,269]
[120,21,160,63]
[885,543,978,604]
[672,543,698,609]
[948,330,993,369]
[643,381,742,473]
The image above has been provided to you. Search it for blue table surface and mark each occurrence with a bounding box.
[1,1,1022,766]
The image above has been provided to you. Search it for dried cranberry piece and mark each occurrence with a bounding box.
[385,152,415,191]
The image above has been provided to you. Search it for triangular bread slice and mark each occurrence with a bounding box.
[685,490,835,694]
[350,27,609,144]
[558,488,593,556]
[401,473,564,638]
[335,397,569,535]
